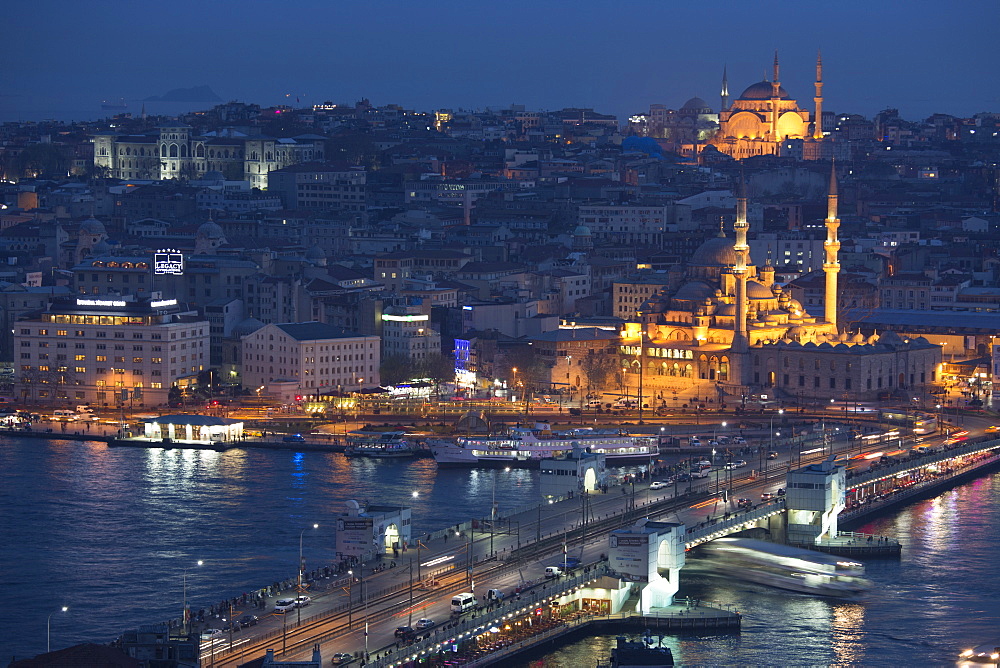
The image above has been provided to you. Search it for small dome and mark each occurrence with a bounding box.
[80,216,106,236]
[232,317,266,338]
[573,225,592,236]
[746,281,773,299]
[305,245,326,260]
[202,170,225,182]
[715,304,736,316]
[739,81,790,100]
[673,281,714,301]
[689,236,737,267]
[198,220,224,238]
[681,97,711,113]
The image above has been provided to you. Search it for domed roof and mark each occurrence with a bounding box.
[739,81,790,100]
[232,317,266,338]
[80,216,106,235]
[202,170,225,182]
[715,304,736,316]
[305,245,326,260]
[681,97,711,112]
[689,235,737,267]
[573,225,592,236]
[673,281,714,302]
[197,220,225,238]
[746,281,773,299]
[91,239,112,255]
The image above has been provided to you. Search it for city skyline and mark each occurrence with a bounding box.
[5,0,998,124]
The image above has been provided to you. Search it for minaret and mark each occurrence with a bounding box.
[813,50,824,140]
[721,65,730,113]
[732,176,750,349]
[823,161,841,328]
[770,51,781,143]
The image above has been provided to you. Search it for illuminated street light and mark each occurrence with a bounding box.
[47,606,68,653]
[182,560,203,636]
[297,523,318,625]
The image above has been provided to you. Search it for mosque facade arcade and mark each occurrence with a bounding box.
[618,167,941,403]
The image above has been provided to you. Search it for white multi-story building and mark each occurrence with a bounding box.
[15,296,209,407]
[241,322,380,400]
[380,305,441,363]
[576,204,692,246]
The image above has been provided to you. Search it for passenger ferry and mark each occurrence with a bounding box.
[697,536,872,597]
[429,422,658,468]
[344,430,426,459]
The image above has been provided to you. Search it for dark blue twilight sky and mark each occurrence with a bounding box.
[4,0,998,123]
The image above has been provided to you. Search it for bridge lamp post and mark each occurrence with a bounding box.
[182,559,203,636]
[47,606,68,653]
[297,523,318,626]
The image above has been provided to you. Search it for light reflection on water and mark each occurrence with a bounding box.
[2,437,999,665]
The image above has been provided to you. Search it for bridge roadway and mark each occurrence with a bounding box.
[201,417,1000,665]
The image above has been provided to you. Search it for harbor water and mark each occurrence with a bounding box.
[1,436,998,665]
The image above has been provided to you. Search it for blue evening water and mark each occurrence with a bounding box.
[1,436,998,665]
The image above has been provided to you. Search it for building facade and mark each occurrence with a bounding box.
[15,296,209,406]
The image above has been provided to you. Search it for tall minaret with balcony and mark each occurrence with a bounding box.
[813,50,824,140]
[732,178,750,364]
[770,51,781,142]
[823,162,841,328]
[721,65,730,113]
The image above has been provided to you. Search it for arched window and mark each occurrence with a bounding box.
[169,144,178,158]
[160,144,167,157]
[180,144,188,158]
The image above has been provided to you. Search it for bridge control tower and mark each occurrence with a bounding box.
[784,456,846,544]
[609,520,686,615]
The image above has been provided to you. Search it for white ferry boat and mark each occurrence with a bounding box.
[344,430,425,459]
[698,536,872,597]
[429,423,658,468]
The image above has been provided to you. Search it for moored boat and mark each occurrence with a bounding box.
[429,422,658,468]
[344,430,425,458]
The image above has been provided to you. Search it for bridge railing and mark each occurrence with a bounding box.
[845,437,1000,490]
[684,499,785,548]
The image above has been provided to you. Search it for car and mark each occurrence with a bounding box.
[649,481,667,490]
[221,620,241,633]
[675,472,691,482]
[724,462,739,470]
[274,598,296,613]
[414,618,435,630]
[776,488,786,497]
[294,595,311,607]
[331,653,354,665]
[238,614,259,627]
[200,628,224,641]
[733,459,747,468]
[986,426,999,432]
[733,436,747,445]
[283,434,306,443]
[761,492,775,502]
[562,556,582,569]
[737,498,752,508]
[395,625,415,639]
[767,451,779,459]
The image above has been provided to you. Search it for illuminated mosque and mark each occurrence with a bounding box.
[619,167,941,403]
[709,52,826,160]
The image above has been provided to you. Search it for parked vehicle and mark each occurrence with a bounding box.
[414,618,435,630]
[52,410,77,421]
[294,595,311,607]
[690,469,709,479]
[761,492,775,502]
[485,588,504,601]
[544,566,563,578]
[283,434,305,443]
[450,592,477,613]
[649,481,667,490]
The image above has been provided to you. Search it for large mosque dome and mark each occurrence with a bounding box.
[681,97,712,113]
[689,235,737,267]
[739,81,790,100]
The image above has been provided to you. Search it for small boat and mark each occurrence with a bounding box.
[101,97,128,111]
[959,640,1000,664]
[597,635,673,668]
[344,431,424,458]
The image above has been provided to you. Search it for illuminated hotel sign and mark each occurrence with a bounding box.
[382,314,429,322]
[77,299,127,307]
[153,249,184,275]
[150,299,178,308]
[620,345,694,360]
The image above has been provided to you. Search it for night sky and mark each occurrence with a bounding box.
[5,0,998,123]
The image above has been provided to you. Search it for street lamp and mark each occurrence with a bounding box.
[47,606,67,653]
[297,523,318,625]
[347,569,354,629]
[182,560,203,636]
[511,367,518,401]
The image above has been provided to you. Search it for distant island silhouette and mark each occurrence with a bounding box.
[143,86,222,103]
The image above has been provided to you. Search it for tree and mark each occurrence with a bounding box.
[10,143,69,180]
[418,353,455,399]
[580,350,618,398]
[379,355,416,387]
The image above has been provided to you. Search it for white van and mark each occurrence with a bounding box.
[52,410,77,421]
[450,592,476,614]
[586,399,603,409]
[544,566,563,578]
[485,588,504,602]
[76,405,94,414]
